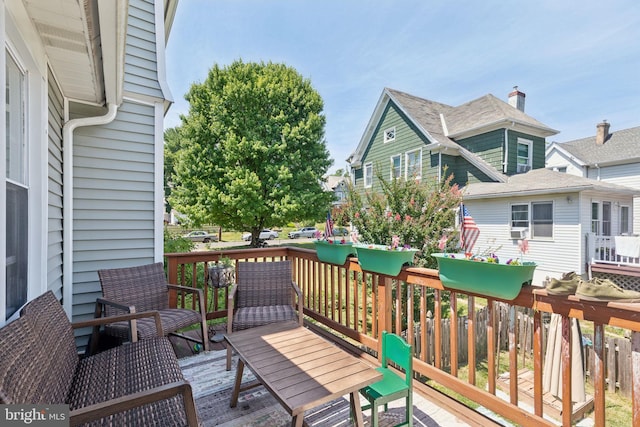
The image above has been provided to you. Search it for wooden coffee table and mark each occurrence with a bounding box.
[226,321,382,427]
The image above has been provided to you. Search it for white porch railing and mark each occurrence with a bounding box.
[588,234,640,266]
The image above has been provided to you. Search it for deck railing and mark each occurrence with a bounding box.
[589,234,640,266]
[165,247,640,427]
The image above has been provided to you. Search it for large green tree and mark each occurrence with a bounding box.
[169,60,333,246]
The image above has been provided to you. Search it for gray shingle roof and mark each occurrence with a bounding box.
[464,168,639,199]
[557,126,640,166]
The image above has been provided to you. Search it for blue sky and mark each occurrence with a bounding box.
[165,0,640,175]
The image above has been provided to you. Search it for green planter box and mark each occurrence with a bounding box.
[314,240,355,265]
[354,244,418,276]
[431,253,536,300]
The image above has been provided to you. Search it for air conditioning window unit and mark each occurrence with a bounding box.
[517,164,531,173]
[510,228,528,239]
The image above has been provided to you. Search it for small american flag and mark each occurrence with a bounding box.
[325,211,334,238]
[459,203,480,253]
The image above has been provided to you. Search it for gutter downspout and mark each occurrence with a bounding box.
[62,103,118,317]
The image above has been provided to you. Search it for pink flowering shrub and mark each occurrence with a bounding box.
[343,169,462,268]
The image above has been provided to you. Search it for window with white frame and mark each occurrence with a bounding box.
[5,52,28,320]
[390,155,401,179]
[531,202,553,238]
[620,205,630,234]
[383,127,396,143]
[591,202,600,235]
[511,202,553,238]
[602,202,611,236]
[511,204,529,228]
[516,138,532,173]
[405,149,422,180]
[364,162,373,188]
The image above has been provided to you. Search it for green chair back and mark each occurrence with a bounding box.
[381,331,413,386]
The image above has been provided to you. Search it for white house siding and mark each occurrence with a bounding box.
[545,150,584,176]
[586,164,640,235]
[124,0,163,99]
[466,193,583,283]
[47,69,65,301]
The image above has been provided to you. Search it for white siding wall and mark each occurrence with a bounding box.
[590,164,640,234]
[47,69,64,301]
[466,193,583,283]
[546,149,585,176]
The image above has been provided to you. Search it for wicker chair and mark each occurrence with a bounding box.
[226,260,303,370]
[96,262,209,352]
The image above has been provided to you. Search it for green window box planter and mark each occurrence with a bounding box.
[431,253,536,300]
[314,240,355,265]
[354,244,418,276]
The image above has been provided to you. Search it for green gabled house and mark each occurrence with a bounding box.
[347,87,558,191]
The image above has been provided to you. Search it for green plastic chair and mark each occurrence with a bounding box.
[360,331,413,426]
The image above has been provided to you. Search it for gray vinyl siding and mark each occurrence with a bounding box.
[124,0,163,99]
[47,69,64,301]
[72,100,156,324]
[587,164,640,234]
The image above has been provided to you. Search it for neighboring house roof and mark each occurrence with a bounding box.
[549,126,640,167]
[463,168,639,199]
[348,87,558,183]
[323,175,347,191]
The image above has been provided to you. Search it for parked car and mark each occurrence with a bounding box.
[182,230,218,243]
[331,227,349,237]
[288,227,318,239]
[242,229,279,241]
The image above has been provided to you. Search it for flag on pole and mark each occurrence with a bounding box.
[325,211,334,238]
[459,203,480,253]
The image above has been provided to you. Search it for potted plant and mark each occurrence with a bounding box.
[354,236,418,276]
[314,237,355,265]
[431,239,536,300]
[208,256,235,288]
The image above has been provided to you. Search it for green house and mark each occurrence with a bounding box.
[348,87,558,192]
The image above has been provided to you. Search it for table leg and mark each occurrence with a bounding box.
[230,359,244,408]
[350,391,364,427]
[291,414,303,427]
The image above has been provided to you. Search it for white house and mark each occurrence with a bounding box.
[463,168,637,283]
[546,122,640,234]
[1,0,177,348]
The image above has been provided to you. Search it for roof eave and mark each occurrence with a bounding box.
[449,119,559,140]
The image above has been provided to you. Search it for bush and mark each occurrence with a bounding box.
[343,169,462,269]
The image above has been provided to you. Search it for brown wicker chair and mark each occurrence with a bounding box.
[96,262,209,352]
[226,260,303,370]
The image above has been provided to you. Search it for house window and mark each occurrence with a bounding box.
[602,202,611,236]
[621,206,630,234]
[364,163,373,188]
[390,155,401,179]
[516,138,532,173]
[531,202,553,238]
[591,202,600,235]
[5,52,28,319]
[405,149,422,180]
[511,204,529,228]
[384,127,396,143]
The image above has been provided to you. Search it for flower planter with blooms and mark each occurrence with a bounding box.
[354,235,418,276]
[431,239,536,300]
[313,238,355,265]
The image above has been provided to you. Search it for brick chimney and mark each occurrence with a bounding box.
[596,120,610,145]
[508,86,526,112]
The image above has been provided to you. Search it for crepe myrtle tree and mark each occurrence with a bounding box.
[169,60,333,246]
[343,167,462,269]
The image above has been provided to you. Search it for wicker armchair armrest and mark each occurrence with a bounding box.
[96,297,136,313]
[77,310,163,341]
[227,284,238,334]
[291,281,304,325]
[69,380,199,427]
